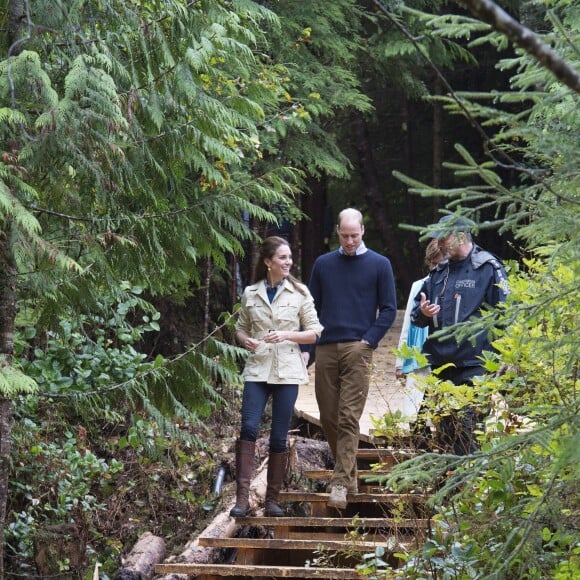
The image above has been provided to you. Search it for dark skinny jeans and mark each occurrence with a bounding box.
[239,381,298,453]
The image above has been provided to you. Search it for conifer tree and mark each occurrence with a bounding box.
[381,0,579,576]
[0,0,300,570]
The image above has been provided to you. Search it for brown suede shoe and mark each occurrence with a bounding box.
[327,485,348,509]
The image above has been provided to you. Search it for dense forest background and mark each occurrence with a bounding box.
[1,0,578,578]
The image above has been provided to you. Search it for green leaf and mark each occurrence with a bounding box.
[0,366,38,397]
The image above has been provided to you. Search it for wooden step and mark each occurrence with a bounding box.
[230,516,429,542]
[305,469,387,478]
[234,516,429,529]
[355,448,417,463]
[155,563,363,578]
[278,491,428,504]
[197,536,412,552]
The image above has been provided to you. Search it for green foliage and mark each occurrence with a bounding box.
[0,365,38,397]
[1,0,576,576]
[7,427,123,563]
[361,1,482,101]
[1,1,294,299]
[258,0,373,178]
[14,285,244,449]
[377,0,580,577]
[0,0,300,474]
[9,287,237,573]
[16,285,156,394]
[371,286,577,575]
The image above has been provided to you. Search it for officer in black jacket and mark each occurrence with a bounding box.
[411,215,509,454]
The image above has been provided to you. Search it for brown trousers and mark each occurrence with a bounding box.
[314,341,373,488]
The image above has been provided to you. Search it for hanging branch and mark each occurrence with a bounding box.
[461,0,580,93]
[371,0,579,205]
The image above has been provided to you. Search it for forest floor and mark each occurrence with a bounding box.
[7,333,403,578]
[109,334,403,575]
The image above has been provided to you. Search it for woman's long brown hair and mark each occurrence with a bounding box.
[254,236,307,296]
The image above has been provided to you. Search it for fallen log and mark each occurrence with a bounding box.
[114,531,165,579]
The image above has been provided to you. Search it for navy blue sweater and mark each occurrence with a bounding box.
[309,249,397,348]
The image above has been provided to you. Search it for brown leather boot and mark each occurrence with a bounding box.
[229,440,255,517]
[264,451,288,517]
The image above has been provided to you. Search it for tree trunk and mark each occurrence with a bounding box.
[203,259,212,337]
[34,524,87,577]
[247,216,261,285]
[401,99,422,278]
[3,4,27,570]
[290,197,303,280]
[0,219,17,578]
[8,0,25,56]
[351,111,413,292]
[300,177,331,284]
[432,75,444,191]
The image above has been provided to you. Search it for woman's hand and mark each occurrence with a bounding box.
[263,330,288,344]
[243,337,262,351]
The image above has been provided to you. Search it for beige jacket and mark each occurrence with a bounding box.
[236,279,323,384]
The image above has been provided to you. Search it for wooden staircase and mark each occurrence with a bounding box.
[155,446,431,579]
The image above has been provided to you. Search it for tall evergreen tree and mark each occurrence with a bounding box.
[381,0,579,576]
[0,0,303,570]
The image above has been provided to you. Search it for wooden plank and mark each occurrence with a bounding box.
[155,563,363,578]
[232,516,429,529]
[197,537,412,552]
[304,469,389,479]
[284,530,419,542]
[355,448,417,461]
[278,491,429,503]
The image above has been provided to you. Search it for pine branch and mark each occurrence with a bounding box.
[460,0,580,93]
[372,0,577,205]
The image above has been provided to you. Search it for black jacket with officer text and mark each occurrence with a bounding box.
[411,245,508,368]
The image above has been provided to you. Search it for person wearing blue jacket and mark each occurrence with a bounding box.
[395,240,445,428]
[309,208,397,508]
[411,215,509,455]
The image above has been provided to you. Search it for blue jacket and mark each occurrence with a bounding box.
[411,245,508,368]
[396,277,430,374]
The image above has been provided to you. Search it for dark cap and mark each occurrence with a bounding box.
[429,215,473,238]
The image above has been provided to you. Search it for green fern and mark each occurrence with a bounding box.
[0,366,38,397]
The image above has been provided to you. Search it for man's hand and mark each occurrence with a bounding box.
[419,292,441,318]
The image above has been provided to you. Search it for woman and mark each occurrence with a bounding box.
[231,236,323,517]
[395,240,445,427]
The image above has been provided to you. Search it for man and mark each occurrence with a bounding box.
[411,215,509,455]
[308,208,397,509]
